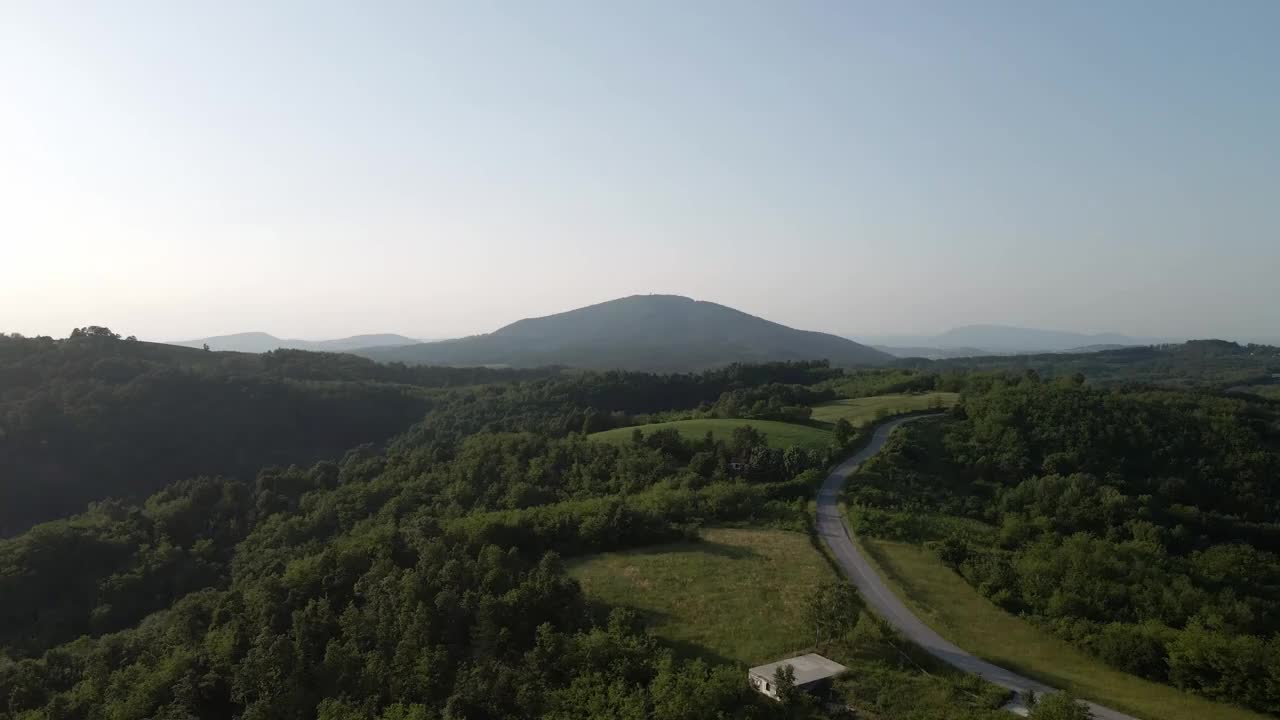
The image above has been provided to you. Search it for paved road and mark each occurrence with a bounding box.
[816,414,1140,720]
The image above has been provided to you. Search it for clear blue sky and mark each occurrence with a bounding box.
[3,1,1277,341]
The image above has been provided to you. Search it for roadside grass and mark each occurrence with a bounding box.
[810,392,958,427]
[589,418,831,450]
[859,538,1269,720]
[567,528,833,665]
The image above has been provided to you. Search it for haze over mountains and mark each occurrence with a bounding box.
[162,301,1202,369]
[172,332,419,353]
[356,295,891,371]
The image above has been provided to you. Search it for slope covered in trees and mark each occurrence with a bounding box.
[4,349,1254,718]
[0,360,908,720]
[0,332,558,534]
[845,376,1280,713]
[897,339,1280,389]
[359,295,892,371]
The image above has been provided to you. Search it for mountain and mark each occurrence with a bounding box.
[872,345,994,360]
[1061,343,1134,354]
[932,325,1145,353]
[171,332,419,353]
[855,324,1171,355]
[358,295,892,371]
[308,334,421,352]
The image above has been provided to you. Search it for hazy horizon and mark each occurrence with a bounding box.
[4,2,1278,342]
[23,292,1276,347]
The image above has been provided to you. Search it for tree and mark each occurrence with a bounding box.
[1029,691,1092,719]
[833,418,854,447]
[771,664,817,717]
[70,326,120,339]
[804,580,860,644]
[772,664,799,703]
[730,425,767,456]
[938,535,970,569]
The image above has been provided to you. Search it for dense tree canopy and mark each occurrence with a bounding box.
[3,337,1267,718]
[846,374,1280,712]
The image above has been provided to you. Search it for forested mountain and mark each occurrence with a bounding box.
[358,295,892,371]
[932,325,1147,352]
[0,331,557,534]
[872,345,993,360]
[171,332,420,353]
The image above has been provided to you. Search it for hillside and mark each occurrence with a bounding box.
[359,295,891,371]
[896,339,1280,388]
[858,325,1169,354]
[0,334,556,535]
[171,332,419,353]
[933,324,1144,352]
[872,345,992,359]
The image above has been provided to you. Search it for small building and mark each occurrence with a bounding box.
[748,653,848,700]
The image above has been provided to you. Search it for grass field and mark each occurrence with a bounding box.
[810,392,958,426]
[860,538,1268,720]
[590,418,831,450]
[567,528,834,665]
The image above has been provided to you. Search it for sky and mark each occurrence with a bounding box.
[2,1,1278,342]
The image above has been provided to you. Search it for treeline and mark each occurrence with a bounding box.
[846,375,1280,712]
[0,371,847,719]
[896,339,1280,389]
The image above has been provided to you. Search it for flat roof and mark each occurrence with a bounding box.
[749,653,848,686]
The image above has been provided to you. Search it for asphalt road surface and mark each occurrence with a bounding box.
[816,414,1141,720]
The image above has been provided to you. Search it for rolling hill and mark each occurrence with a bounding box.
[170,332,419,353]
[357,294,892,371]
[856,325,1170,354]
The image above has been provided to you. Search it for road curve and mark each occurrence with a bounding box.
[816,414,1140,720]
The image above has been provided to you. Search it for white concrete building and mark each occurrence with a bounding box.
[748,653,848,700]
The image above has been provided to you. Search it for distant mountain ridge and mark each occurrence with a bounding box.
[871,345,995,360]
[171,332,419,353]
[857,324,1176,356]
[358,294,891,371]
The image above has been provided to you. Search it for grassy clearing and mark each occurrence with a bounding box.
[859,538,1268,720]
[567,528,834,665]
[570,527,1014,718]
[589,418,831,450]
[810,392,958,427]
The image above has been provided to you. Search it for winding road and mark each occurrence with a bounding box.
[816,414,1140,720]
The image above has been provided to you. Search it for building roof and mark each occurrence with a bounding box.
[748,653,848,686]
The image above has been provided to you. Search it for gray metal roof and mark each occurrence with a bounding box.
[748,653,848,686]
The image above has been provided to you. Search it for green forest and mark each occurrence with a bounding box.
[2,330,1277,719]
[846,376,1280,713]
